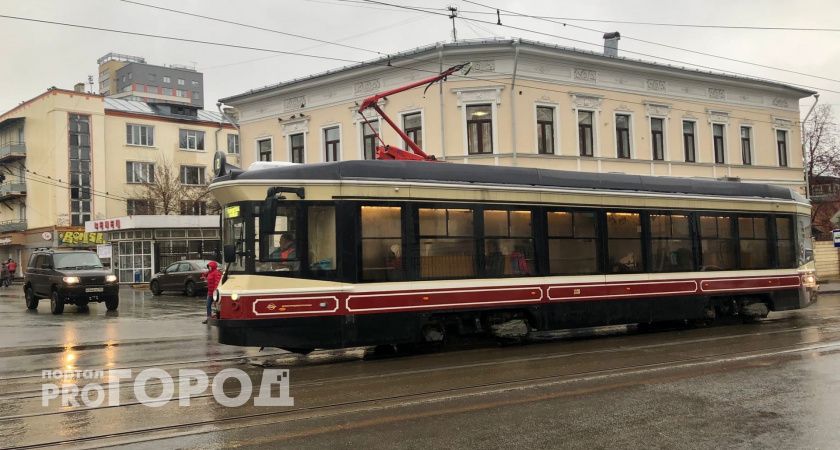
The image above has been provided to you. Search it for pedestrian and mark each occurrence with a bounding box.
[201,261,222,324]
[7,258,16,282]
[0,263,9,288]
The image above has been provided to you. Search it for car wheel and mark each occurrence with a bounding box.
[25,285,38,310]
[105,296,119,311]
[150,280,162,296]
[50,290,64,315]
[184,280,196,297]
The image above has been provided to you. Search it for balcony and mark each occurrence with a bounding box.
[0,142,26,162]
[0,220,26,233]
[0,181,25,201]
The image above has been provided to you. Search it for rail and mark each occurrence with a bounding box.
[0,142,26,160]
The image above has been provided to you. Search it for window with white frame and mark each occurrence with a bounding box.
[125,161,154,183]
[257,138,272,161]
[713,124,726,164]
[740,126,753,165]
[290,133,305,163]
[536,106,555,155]
[362,120,379,160]
[777,129,789,167]
[324,127,340,161]
[180,166,206,185]
[651,118,665,160]
[180,200,207,215]
[227,134,239,154]
[466,104,493,154]
[126,124,154,147]
[126,199,154,215]
[683,121,696,162]
[615,114,631,159]
[402,112,422,148]
[163,76,171,83]
[578,110,594,157]
[179,129,205,151]
[177,78,185,86]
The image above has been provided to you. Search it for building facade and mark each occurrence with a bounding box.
[222,39,814,194]
[98,52,205,108]
[0,87,238,275]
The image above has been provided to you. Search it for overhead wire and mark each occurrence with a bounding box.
[460,0,840,85]
[356,0,840,95]
[0,11,811,126]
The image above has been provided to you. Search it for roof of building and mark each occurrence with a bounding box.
[221,38,817,104]
[220,160,800,202]
[104,98,226,123]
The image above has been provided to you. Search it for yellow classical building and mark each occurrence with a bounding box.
[221,38,814,193]
[0,86,238,271]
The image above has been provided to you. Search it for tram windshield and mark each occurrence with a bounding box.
[222,201,337,279]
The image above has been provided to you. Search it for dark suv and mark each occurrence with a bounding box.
[24,249,120,314]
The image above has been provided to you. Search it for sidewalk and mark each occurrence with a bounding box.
[819,281,840,294]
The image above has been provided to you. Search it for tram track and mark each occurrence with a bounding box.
[2,313,839,401]
[7,332,840,450]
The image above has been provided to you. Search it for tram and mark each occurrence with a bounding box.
[209,155,817,352]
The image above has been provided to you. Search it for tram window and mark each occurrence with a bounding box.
[547,211,598,274]
[361,206,403,281]
[308,206,336,273]
[650,214,693,272]
[776,217,795,268]
[484,210,534,276]
[222,206,246,272]
[418,208,475,279]
[738,217,770,269]
[607,212,643,273]
[699,215,736,270]
[797,215,814,265]
[258,206,300,273]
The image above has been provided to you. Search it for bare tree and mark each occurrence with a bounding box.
[133,161,190,215]
[805,105,840,179]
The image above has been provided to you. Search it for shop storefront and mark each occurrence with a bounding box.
[85,215,220,283]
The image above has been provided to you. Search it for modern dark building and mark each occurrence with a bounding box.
[98,52,204,108]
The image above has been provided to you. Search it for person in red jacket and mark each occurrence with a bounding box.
[201,261,222,324]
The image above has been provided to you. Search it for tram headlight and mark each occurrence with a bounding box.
[230,292,240,301]
[802,273,817,287]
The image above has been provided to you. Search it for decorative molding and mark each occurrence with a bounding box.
[353,78,382,95]
[573,68,597,83]
[281,119,309,136]
[708,88,726,100]
[570,92,602,109]
[707,109,730,124]
[283,95,306,112]
[646,79,666,92]
[772,97,791,108]
[471,60,496,73]
[773,117,793,128]
[615,103,634,113]
[452,86,504,106]
[645,102,671,116]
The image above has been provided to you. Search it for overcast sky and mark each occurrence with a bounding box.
[1,0,838,116]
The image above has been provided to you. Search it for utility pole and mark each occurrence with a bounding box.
[448,6,458,42]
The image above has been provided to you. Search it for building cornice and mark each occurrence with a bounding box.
[104,109,237,129]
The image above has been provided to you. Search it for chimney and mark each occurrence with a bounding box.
[603,32,621,57]
[74,82,85,93]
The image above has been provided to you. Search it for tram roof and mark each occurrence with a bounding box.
[224,160,800,202]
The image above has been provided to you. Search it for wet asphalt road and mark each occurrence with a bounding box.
[1,287,840,449]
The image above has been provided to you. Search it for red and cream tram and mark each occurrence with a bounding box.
[209,156,816,353]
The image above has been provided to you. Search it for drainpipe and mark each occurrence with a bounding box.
[510,39,520,166]
[438,43,446,160]
[801,93,819,199]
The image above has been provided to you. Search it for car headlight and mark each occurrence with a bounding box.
[105,274,118,283]
[63,276,80,284]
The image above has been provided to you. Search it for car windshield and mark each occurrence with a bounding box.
[53,252,104,270]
